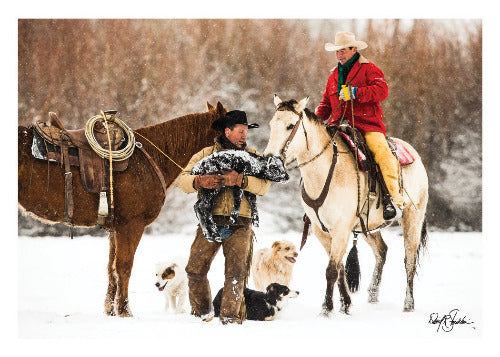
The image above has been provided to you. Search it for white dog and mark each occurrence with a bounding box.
[252,240,298,291]
[154,258,188,313]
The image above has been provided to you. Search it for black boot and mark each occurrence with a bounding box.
[382,195,401,221]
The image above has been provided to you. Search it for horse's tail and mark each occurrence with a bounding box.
[345,239,361,292]
[417,216,428,266]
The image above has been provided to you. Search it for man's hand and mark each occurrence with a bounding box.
[220,170,244,187]
[194,174,224,189]
[339,85,357,101]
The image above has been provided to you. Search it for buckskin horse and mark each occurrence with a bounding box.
[18,102,226,317]
[264,96,428,315]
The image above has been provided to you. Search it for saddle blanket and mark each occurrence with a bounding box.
[339,132,415,172]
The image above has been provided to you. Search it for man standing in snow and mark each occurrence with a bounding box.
[315,31,404,220]
[178,110,271,324]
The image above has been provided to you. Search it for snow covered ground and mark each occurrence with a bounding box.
[15,227,490,354]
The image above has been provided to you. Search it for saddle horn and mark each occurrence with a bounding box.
[48,112,65,131]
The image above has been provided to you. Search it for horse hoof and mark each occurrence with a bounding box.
[104,301,116,316]
[116,302,133,317]
[319,308,333,318]
[340,306,351,315]
[403,302,414,312]
[404,297,414,312]
[367,287,379,303]
[118,310,133,317]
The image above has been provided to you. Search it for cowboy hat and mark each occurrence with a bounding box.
[211,110,259,132]
[325,32,368,51]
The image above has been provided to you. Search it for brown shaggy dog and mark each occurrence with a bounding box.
[252,240,298,291]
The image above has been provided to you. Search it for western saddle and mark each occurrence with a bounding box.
[32,110,130,229]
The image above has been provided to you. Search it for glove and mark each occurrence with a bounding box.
[194,174,224,189]
[220,170,244,187]
[339,85,357,101]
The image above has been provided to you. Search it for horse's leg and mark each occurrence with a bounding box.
[312,223,350,316]
[113,219,145,317]
[104,230,118,316]
[337,263,351,314]
[311,224,334,315]
[401,205,427,312]
[322,258,337,316]
[362,231,388,304]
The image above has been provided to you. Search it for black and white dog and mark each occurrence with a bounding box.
[212,283,299,321]
[191,150,289,242]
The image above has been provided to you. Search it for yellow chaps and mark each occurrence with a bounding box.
[365,131,404,208]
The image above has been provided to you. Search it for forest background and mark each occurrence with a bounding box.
[17,18,482,235]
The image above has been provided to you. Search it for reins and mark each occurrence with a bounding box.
[278,107,345,171]
[347,84,368,235]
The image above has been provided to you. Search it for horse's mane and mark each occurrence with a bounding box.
[134,110,219,171]
[276,99,298,112]
[304,108,324,126]
[277,100,324,127]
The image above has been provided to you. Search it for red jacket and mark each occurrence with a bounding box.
[315,55,389,135]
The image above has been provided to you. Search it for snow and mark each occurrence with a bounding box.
[15,227,489,354]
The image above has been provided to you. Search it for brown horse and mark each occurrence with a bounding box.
[18,102,226,317]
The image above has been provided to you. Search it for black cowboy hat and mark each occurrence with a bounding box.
[211,110,259,132]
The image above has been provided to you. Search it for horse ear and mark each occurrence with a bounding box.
[273,94,282,107]
[216,101,225,115]
[296,96,310,112]
[206,101,214,111]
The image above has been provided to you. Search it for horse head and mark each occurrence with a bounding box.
[264,94,309,160]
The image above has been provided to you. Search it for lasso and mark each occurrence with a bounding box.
[85,112,136,161]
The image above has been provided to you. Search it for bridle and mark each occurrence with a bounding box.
[275,104,339,170]
[277,105,305,161]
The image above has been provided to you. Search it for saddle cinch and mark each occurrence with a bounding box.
[31,110,130,228]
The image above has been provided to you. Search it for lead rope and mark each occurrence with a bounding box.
[133,131,184,170]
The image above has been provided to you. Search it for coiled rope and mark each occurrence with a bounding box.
[85,113,136,161]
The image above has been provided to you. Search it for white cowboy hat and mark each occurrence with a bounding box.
[325,32,368,51]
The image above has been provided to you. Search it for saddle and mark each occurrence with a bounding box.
[329,124,415,209]
[31,111,131,228]
[33,111,129,191]
[335,125,415,172]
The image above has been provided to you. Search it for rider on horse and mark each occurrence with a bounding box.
[315,31,404,220]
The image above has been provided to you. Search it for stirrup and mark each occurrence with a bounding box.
[383,197,402,221]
